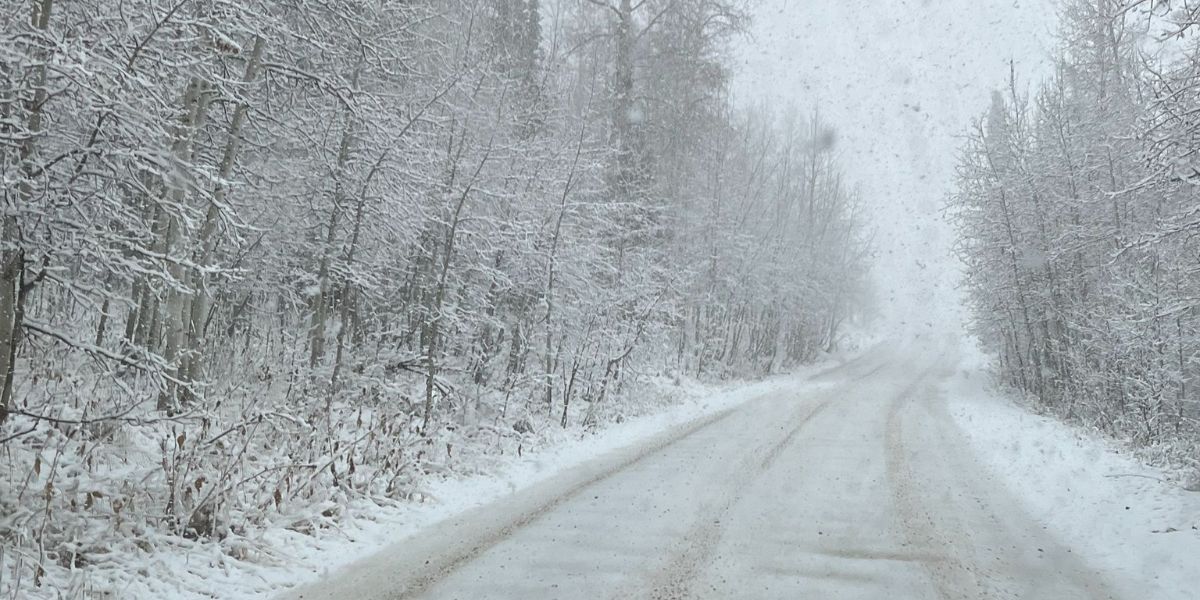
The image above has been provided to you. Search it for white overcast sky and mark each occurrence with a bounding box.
[732,0,1060,334]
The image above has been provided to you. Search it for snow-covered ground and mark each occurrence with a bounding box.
[15,341,1195,600]
[280,341,1185,600]
[131,358,850,600]
[947,354,1200,600]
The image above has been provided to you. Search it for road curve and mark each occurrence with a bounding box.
[280,342,1121,600]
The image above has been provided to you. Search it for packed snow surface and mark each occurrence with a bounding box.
[278,341,1198,600]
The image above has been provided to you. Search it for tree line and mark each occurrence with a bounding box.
[952,0,1199,464]
[0,0,868,593]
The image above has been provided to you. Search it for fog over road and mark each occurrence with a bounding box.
[282,343,1119,600]
[733,0,1056,334]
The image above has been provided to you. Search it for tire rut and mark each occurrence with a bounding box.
[641,397,836,600]
[395,353,882,598]
[884,363,1123,600]
[282,350,889,600]
[884,367,976,600]
[393,403,745,599]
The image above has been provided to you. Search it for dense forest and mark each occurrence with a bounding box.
[952,0,1199,468]
[0,0,869,595]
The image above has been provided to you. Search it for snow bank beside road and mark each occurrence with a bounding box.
[946,365,1200,600]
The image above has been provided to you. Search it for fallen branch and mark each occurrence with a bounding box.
[1103,473,1166,482]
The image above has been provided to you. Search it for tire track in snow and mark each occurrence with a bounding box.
[282,349,885,600]
[884,361,1123,600]
[642,394,838,600]
[393,351,879,599]
[391,402,746,599]
[884,365,973,600]
[810,346,890,383]
[639,348,892,599]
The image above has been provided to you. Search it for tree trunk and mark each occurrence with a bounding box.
[310,64,361,369]
[180,36,266,393]
[422,140,491,433]
[158,77,214,411]
[0,0,55,426]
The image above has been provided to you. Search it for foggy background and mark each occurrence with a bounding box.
[733,0,1059,336]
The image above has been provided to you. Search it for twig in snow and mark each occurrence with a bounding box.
[1103,473,1166,482]
[0,423,37,445]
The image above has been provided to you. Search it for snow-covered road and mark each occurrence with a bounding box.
[281,344,1127,600]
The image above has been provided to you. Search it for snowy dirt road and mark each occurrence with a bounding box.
[281,344,1123,600]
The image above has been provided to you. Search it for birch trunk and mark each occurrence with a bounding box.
[180,36,266,392]
[158,77,214,411]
